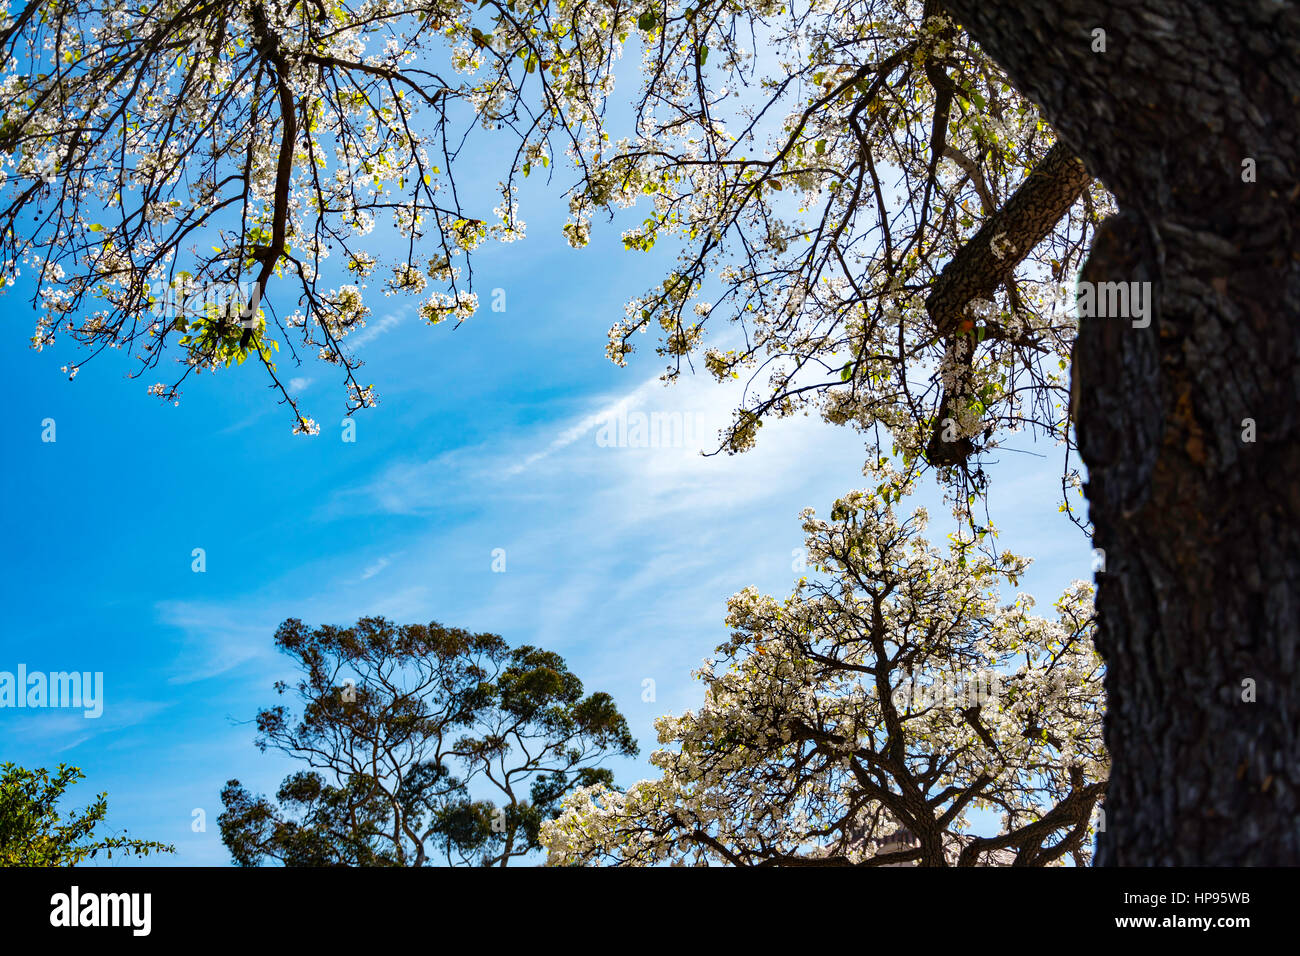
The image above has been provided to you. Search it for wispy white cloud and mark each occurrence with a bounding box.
[310,371,873,689]
[155,578,438,693]
[347,369,867,520]
[156,601,279,685]
[361,556,391,580]
[331,446,489,516]
[501,379,657,477]
[349,305,410,348]
[4,698,174,752]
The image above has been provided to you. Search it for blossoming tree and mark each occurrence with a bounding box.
[542,474,1105,866]
[0,0,566,430]
[1,0,1100,487]
[7,0,1287,864]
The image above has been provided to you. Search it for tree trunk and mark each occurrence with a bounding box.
[942,0,1300,863]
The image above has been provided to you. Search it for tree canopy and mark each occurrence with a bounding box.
[5,0,1112,866]
[8,0,1283,864]
[542,469,1104,865]
[219,616,638,866]
[1,0,1102,517]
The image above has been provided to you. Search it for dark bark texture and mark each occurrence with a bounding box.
[942,0,1300,863]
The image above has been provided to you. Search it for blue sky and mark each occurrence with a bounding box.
[0,121,1094,866]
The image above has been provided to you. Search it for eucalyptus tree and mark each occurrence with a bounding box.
[219,616,638,866]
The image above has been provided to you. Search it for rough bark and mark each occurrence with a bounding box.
[938,0,1300,864]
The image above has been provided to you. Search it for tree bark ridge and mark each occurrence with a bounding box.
[941,0,1300,864]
